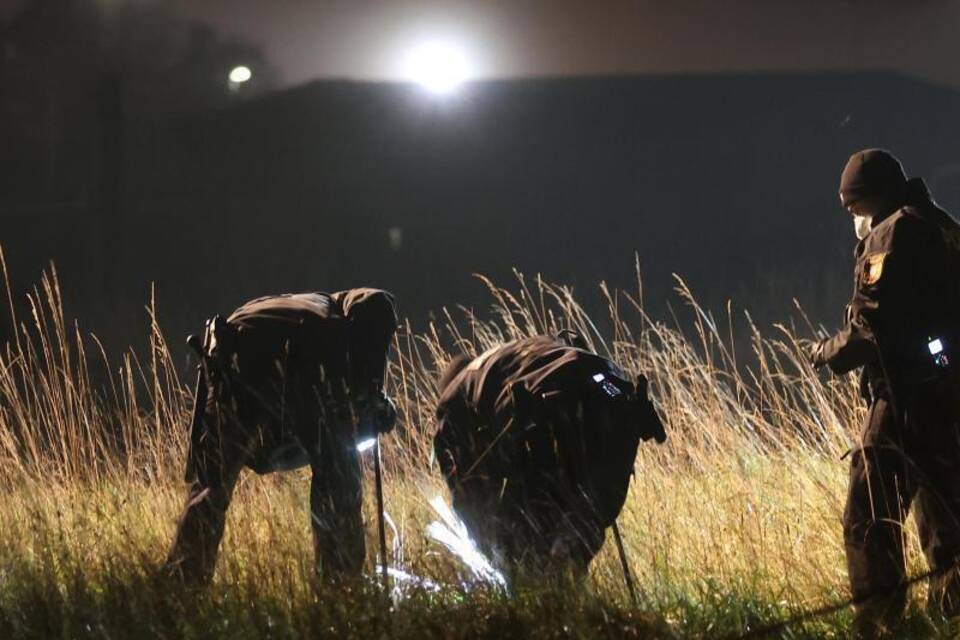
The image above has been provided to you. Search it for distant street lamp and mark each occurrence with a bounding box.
[228,65,252,91]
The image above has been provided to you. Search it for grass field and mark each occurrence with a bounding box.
[0,255,950,638]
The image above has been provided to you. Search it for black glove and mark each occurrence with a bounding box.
[363,391,397,435]
[633,374,666,444]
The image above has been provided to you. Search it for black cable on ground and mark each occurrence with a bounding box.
[725,564,948,639]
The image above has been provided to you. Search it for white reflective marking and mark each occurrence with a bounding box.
[356,437,377,453]
[592,373,606,382]
[929,338,945,355]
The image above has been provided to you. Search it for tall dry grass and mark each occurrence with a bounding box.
[0,251,945,638]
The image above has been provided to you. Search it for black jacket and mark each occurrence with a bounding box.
[820,179,960,394]
[224,288,398,400]
[434,335,649,534]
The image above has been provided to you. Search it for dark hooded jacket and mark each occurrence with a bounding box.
[819,179,960,399]
[203,288,398,474]
[434,335,663,558]
[223,288,397,401]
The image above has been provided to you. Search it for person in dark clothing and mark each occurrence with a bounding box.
[809,149,960,637]
[165,288,399,584]
[433,333,666,576]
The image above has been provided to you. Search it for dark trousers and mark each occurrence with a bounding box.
[165,371,365,584]
[844,390,960,635]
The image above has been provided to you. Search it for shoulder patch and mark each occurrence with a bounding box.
[861,252,888,286]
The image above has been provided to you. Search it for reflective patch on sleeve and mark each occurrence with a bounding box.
[861,252,888,286]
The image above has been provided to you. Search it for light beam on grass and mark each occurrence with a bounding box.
[375,565,442,595]
[425,495,507,589]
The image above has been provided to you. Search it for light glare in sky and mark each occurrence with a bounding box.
[401,41,473,95]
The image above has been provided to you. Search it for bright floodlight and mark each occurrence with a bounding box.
[229,65,252,84]
[402,42,472,95]
[356,437,377,453]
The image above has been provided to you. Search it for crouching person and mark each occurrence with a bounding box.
[433,333,666,577]
[165,289,399,584]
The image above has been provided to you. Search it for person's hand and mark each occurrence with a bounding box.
[369,392,397,434]
[354,391,398,437]
[807,339,828,370]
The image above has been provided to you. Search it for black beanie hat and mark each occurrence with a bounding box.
[839,149,907,206]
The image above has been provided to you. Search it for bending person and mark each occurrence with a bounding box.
[165,288,398,584]
[434,332,666,577]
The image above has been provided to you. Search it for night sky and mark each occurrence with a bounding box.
[3,0,960,88]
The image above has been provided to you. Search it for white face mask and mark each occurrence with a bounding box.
[853,215,872,240]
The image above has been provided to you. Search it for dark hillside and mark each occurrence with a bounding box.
[5,70,960,359]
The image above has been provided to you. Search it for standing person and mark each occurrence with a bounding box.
[810,149,960,637]
[165,288,399,584]
[434,332,666,577]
